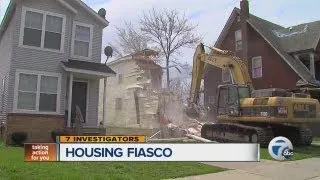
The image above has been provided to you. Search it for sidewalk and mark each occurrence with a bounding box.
[170,158,320,180]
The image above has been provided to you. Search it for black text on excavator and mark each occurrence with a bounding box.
[187,43,320,147]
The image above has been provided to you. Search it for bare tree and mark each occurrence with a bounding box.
[168,62,192,102]
[110,21,151,58]
[140,8,201,88]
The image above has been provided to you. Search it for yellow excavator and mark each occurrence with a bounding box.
[187,43,320,147]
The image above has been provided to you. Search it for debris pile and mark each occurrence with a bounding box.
[153,89,209,139]
[157,118,205,138]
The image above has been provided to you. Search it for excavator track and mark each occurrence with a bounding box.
[201,122,313,147]
[272,124,313,147]
[201,122,274,147]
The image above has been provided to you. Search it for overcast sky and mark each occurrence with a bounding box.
[1,0,319,66]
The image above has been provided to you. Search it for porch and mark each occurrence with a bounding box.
[5,59,116,144]
[61,59,116,131]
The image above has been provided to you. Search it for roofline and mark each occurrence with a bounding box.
[106,56,134,66]
[106,56,163,70]
[0,0,15,41]
[0,0,109,41]
[247,20,317,86]
[214,8,239,48]
[73,0,109,27]
[213,5,317,86]
[61,63,116,77]
[56,0,77,14]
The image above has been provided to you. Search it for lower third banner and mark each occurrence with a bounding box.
[59,143,260,162]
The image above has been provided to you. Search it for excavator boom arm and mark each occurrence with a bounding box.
[189,43,253,105]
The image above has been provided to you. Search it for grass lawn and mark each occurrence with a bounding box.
[260,145,320,161]
[313,136,320,141]
[0,143,225,180]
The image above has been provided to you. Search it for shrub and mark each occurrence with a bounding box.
[51,129,68,142]
[11,132,28,146]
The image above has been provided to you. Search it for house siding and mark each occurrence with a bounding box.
[246,25,299,89]
[7,0,104,124]
[204,18,300,121]
[0,6,15,124]
[7,0,73,114]
[204,16,241,121]
[67,1,104,63]
[87,78,99,127]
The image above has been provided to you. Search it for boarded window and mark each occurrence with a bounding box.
[222,69,231,82]
[235,30,242,51]
[115,98,122,110]
[252,56,262,79]
[118,74,123,84]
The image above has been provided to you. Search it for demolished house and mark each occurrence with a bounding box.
[98,49,163,134]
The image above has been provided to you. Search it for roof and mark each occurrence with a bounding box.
[0,0,109,41]
[215,7,320,87]
[135,58,163,70]
[61,59,116,74]
[275,21,320,53]
[107,49,161,67]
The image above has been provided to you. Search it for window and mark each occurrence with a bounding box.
[44,15,63,50]
[72,22,93,58]
[252,56,262,78]
[235,30,242,51]
[20,7,65,51]
[118,74,123,84]
[115,98,122,110]
[222,69,231,82]
[14,70,61,113]
[238,87,250,99]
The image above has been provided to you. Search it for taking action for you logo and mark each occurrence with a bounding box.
[268,136,293,161]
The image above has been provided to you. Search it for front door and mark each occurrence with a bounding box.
[71,81,88,124]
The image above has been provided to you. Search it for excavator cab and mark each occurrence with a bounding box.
[217,84,250,116]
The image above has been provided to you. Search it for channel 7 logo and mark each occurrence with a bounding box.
[268,136,294,161]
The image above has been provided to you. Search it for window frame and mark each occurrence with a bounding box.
[13,69,62,115]
[71,21,94,60]
[19,6,66,53]
[235,29,242,51]
[222,69,231,82]
[252,56,263,79]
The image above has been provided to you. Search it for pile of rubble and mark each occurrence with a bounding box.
[162,118,205,138]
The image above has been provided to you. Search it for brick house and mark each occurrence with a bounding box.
[0,0,116,143]
[204,0,320,135]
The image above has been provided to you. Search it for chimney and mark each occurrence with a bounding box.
[240,0,249,20]
[240,0,249,65]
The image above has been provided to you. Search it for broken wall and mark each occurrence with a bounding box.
[98,59,161,130]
